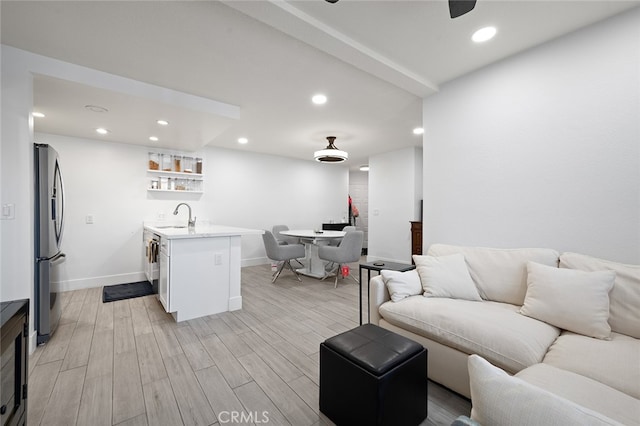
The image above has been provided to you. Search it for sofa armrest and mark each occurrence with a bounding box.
[369,275,390,325]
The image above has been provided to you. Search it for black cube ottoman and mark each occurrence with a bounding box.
[319,323,428,426]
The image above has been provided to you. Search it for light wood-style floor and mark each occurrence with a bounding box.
[28,261,471,426]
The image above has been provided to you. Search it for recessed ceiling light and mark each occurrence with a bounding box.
[413,127,424,135]
[312,94,327,105]
[472,26,497,43]
[360,165,370,172]
[85,105,109,113]
[157,120,169,126]
[149,136,159,142]
[32,112,45,118]
[95,128,110,135]
[238,137,248,144]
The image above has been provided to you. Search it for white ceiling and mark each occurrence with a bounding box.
[2,1,638,169]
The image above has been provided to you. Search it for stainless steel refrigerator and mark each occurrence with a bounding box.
[34,143,65,344]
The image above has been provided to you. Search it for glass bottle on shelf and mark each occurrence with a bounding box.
[183,156,194,173]
[148,152,159,170]
[162,154,172,171]
[173,155,182,172]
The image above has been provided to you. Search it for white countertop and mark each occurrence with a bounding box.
[144,223,263,239]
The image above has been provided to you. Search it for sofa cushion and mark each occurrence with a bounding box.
[413,254,482,301]
[516,363,640,426]
[379,296,560,373]
[560,252,640,339]
[427,244,559,305]
[520,261,615,339]
[542,331,640,399]
[381,269,422,302]
[468,355,622,426]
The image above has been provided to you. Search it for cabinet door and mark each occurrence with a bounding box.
[158,251,170,312]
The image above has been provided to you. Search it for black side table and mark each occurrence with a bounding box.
[359,261,415,324]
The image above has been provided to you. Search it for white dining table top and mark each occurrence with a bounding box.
[280,229,345,239]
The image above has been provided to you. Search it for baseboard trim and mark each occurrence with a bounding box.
[229,296,242,311]
[53,272,147,292]
[241,257,269,267]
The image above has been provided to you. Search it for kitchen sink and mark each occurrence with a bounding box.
[155,225,188,229]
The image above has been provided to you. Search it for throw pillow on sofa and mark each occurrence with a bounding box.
[468,354,621,426]
[560,252,640,339]
[381,269,422,302]
[520,261,615,339]
[413,253,482,301]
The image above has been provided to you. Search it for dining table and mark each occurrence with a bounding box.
[280,229,346,278]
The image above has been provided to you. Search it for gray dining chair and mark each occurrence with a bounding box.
[272,224,304,266]
[272,224,300,245]
[262,230,306,283]
[318,230,364,288]
[327,225,356,246]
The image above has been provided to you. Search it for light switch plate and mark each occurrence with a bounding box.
[1,204,15,220]
[86,214,94,224]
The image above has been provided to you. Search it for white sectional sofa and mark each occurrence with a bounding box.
[369,244,640,425]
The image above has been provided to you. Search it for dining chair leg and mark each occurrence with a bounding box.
[334,264,341,288]
[286,260,302,282]
[272,261,286,283]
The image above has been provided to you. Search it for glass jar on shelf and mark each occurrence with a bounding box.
[173,155,182,173]
[195,157,203,174]
[160,176,169,190]
[183,156,194,173]
[162,154,172,171]
[169,177,176,191]
[148,152,159,170]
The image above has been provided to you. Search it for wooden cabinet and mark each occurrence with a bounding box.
[410,221,423,258]
[1,299,28,426]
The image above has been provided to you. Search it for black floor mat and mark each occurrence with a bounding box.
[102,281,154,303]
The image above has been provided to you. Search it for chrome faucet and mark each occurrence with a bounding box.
[173,203,196,228]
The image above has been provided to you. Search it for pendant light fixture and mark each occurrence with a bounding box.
[314,136,348,163]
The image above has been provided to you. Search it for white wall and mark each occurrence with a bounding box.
[37,132,348,291]
[368,147,423,263]
[422,8,640,263]
[1,47,34,304]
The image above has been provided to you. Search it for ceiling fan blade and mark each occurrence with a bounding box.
[449,0,477,18]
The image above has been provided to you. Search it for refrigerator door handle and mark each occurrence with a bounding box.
[53,159,65,247]
[51,252,66,265]
[37,252,66,263]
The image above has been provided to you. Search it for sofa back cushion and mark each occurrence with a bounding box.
[559,252,640,339]
[427,244,559,305]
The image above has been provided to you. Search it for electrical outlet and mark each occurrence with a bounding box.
[86,214,94,224]
[158,212,165,220]
[214,253,222,265]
